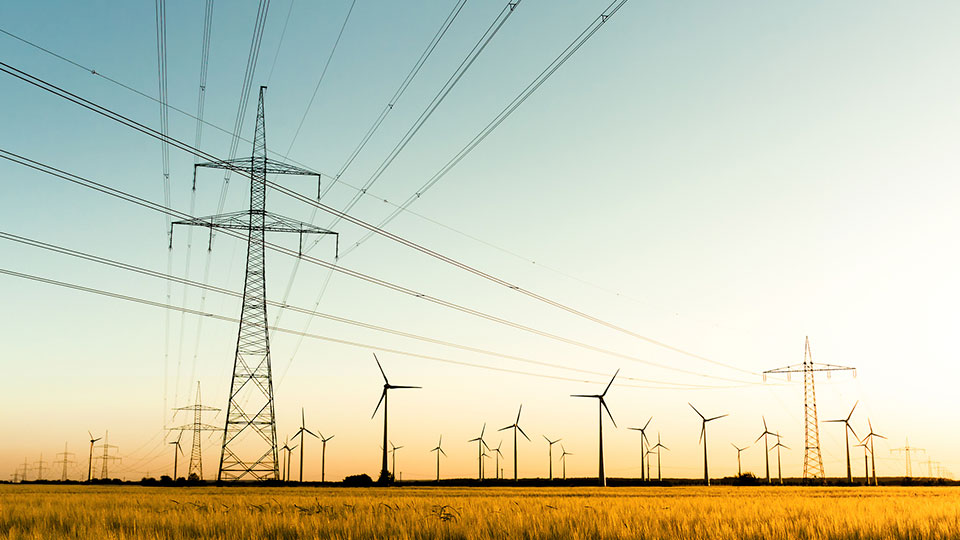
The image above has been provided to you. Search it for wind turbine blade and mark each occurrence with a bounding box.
[517,425,531,441]
[698,424,705,444]
[440,448,447,457]
[660,444,670,451]
[516,405,523,424]
[391,385,421,390]
[643,416,652,431]
[706,414,728,422]
[480,423,486,438]
[602,369,619,397]
[482,440,491,450]
[824,419,844,423]
[868,418,874,433]
[373,353,389,384]
[305,429,319,438]
[88,431,94,440]
[847,424,858,440]
[601,399,617,428]
[688,402,705,420]
[439,435,442,446]
[301,407,305,426]
[570,394,595,398]
[731,442,738,450]
[847,400,859,422]
[874,433,887,440]
[372,389,386,419]
[755,432,765,443]
[762,416,768,431]
[498,425,512,432]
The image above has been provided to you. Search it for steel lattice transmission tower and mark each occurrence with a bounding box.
[764,337,855,480]
[171,382,220,480]
[172,86,337,481]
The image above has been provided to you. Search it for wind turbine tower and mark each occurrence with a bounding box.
[371,354,420,483]
[825,401,859,483]
[689,403,727,486]
[292,408,318,482]
[651,434,668,481]
[171,86,337,482]
[862,419,885,485]
[571,370,619,487]
[171,382,219,480]
[628,417,652,481]
[169,431,184,479]
[468,424,490,481]
[430,436,446,482]
[389,441,404,479]
[498,405,531,482]
[755,417,776,484]
[543,436,561,481]
[764,337,855,480]
[86,431,102,482]
[319,432,334,483]
[770,433,789,484]
[56,443,75,482]
[731,443,748,477]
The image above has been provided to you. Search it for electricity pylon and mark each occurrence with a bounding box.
[891,438,925,478]
[172,87,337,481]
[171,381,219,480]
[34,454,47,481]
[56,443,75,481]
[96,432,120,480]
[764,336,855,480]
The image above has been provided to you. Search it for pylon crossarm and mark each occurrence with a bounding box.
[195,157,323,198]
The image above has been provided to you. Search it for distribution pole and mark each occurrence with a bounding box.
[764,337,855,480]
[172,87,337,482]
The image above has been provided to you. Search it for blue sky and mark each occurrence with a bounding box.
[2,1,959,481]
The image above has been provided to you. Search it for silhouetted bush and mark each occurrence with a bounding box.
[343,473,374,487]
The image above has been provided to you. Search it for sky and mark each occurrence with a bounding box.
[1,0,959,482]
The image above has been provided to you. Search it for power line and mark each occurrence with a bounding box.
[265,0,294,86]
[0,145,756,384]
[0,230,747,390]
[1,22,672,329]
[284,0,357,156]
[0,266,754,391]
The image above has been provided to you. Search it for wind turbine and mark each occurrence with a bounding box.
[825,401,859,483]
[430,436,446,482]
[559,445,572,480]
[628,417,652,481]
[854,440,870,484]
[862,418,885,486]
[754,416,776,484]
[572,370,619,487]
[292,408,318,482]
[650,433,668,481]
[731,443,748,477]
[498,405,530,482]
[372,353,420,482]
[280,437,296,482]
[86,431,101,482]
[491,441,504,480]
[389,441,404,479]
[543,436,561,481]
[689,403,728,486]
[468,423,490,481]
[319,432,334,483]
[770,432,789,484]
[169,431,184,480]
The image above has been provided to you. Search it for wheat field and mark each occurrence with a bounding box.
[2,484,959,539]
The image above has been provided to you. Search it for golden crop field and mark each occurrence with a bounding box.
[2,484,959,539]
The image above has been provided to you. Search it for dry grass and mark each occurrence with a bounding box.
[2,484,959,539]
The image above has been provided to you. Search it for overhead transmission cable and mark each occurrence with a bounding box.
[272,0,469,337]
[0,23,676,327]
[0,266,755,391]
[284,0,357,156]
[0,145,757,385]
[182,0,216,411]
[0,230,749,390]
[154,0,174,432]
[0,60,757,379]
[265,0,294,86]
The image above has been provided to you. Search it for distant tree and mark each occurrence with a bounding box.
[343,473,374,487]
